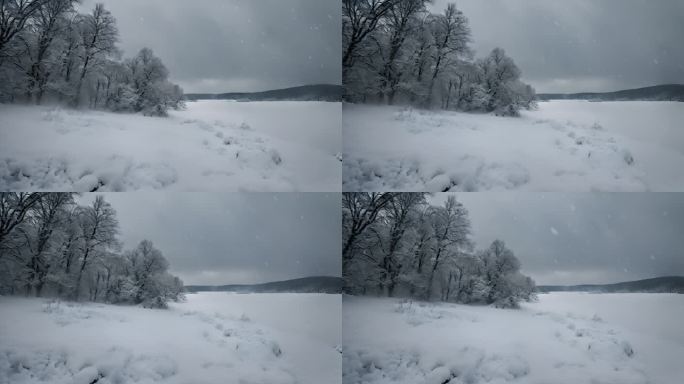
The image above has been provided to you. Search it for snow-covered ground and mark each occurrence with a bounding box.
[0,292,341,384]
[343,293,684,384]
[0,101,341,191]
[343,101,684,191]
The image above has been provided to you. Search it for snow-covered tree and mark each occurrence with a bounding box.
[0,0,50,59]
[72,195,120,300]
[342,193,536,308]
[377,0,429,104]
[0,193,41,248]
[423,3,471,107]
[123,48,184,115]
[374,193,427,296]
[0,193,186,309]
[22,193,74,296]
[22,0,78,104]
[478,240,535,307]
[473,48,532,115]
[342,1,536,115]
[73,3,118,106]
[343,0,397,70]
[0,2,184,114]
[424,195,472,299]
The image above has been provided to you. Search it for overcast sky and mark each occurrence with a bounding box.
[432,0,684,93]
[77,193,341,285]
[79,0,340,93]
[431,193,684,285]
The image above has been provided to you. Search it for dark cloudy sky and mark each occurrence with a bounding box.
[432,0,684,93]
[77,193,341,285]
[78,0,340,93]
[431,193,684,285]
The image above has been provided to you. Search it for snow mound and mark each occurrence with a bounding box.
[344,347,532,384]
[0,348,177,384]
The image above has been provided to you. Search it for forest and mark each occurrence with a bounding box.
[0,0,184,116]
[343,193,536,308]
[343,0,536,115]
[0,193,185,308]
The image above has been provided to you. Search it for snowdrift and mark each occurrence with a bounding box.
[343,101,684,191]
[0,292,341,384]
[343,292,684,384]
[0,101,341,191]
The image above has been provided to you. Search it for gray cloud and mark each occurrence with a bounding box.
[431,0,684,92]
[77,193,341,285]
[79,0,341,93]
[431,193,684,285]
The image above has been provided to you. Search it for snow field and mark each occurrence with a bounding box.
[0,292,342,384]
[0,100,341,191]
[343,293,684,384]
[343,101,684,191]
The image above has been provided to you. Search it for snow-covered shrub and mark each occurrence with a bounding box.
[622,149,635,165]
[394,299,415,314]
[394,107,416,123]
[621,340,634,357]
[493,296,519,309]
[143,295,168,309]
[271,341,283,357]
[109,84,138,112]
[42,299,63,314]
[270,149,283,165]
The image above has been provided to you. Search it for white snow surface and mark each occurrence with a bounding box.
[0,292,341,384]
[0,101,342,191]
[343,101,684,191]
[343,292,684,384]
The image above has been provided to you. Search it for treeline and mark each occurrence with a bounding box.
[343,193,536,308]
[343,0,536,116]
[0,0,184,116]
[0,193,184,308]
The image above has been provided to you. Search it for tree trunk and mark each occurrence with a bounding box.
[73,247,90,301]
[444,272,454,301]
[445,80,454,109]
[74,54,91,106]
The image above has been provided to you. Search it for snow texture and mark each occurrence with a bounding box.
[0,292,341,384]
[343,101,684,191]
[0,101,341,191]
[343,292,684,384]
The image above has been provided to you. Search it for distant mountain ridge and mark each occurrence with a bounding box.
[185,84,341,102]
[537,84,684,102]
[537,276,684,293]
[184,276,342,294]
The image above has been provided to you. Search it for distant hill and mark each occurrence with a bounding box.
[537,276,684,294]
[185,276,342,294]
[185,84,342,102]
[537,84,684,102]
